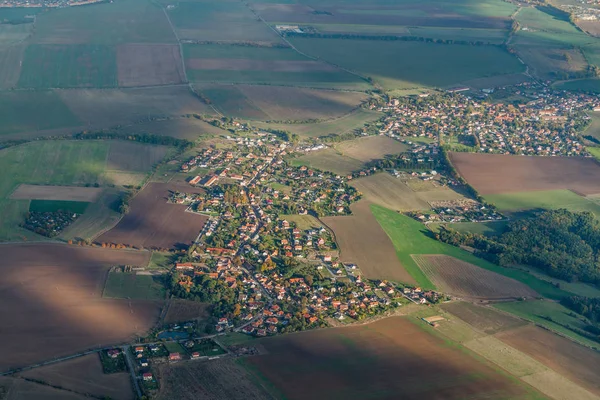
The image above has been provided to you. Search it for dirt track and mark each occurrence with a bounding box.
[0,243,160,372]
[450,152,600,195]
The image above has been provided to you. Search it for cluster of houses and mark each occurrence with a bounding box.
[378,85,600,156]
[409,199,505,224]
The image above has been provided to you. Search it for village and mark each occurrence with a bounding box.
[377,83,599,156]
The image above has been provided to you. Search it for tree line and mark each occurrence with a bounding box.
[437,209,600,285]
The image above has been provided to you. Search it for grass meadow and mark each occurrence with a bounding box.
[103,271,166,300]
[371,204,571,298]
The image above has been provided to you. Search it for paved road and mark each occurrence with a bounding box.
[122,345,143,399]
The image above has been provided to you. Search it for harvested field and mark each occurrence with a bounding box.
[351,173,430,211]
[197,84,366,121]
[60,189,122,242]
[187,59,337,72]
[164,299,211,324]
[412,255,538,300]
[322,200,415,284]
[244,316,542,400]
[449,152,600,195]
[157,358,270,400]
[18,354,133,400]
[55,86,213,134]
[522,370,599,400]
[335,136,408,162]
[0,44,24,89]
[0,376,89,400]
[106,142,169,172]
[0,243,159,371]
[97,183,208,250]
[441,302,527,334]
[115,117,228,141]
[293,148,363,176]
[116,44,185,87]
[18,44,117,89]
[497,325,600,397]
[10,184,102,202]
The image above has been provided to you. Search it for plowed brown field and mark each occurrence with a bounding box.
[245,316,541,400]
[412,255,538,300]
[497,325,600,396]
[449,152,600,195]
[0,243,159,371]
[98,183,208,250]
[322,200,415,284]
[19,354,133,400]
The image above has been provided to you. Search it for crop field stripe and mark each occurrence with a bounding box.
[29,199,90,214]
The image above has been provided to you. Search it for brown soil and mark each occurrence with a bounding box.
[98,182,208,250]
[322,200,416,284]
[413,255,538,300]
[449,152,600,195]
[441,302,528,335]
[10,184,103,202]
[496,325,600,397]
[116,44,185,87]
[245,316,538,400]
[0,376,90,400]
[0,243,160,371]
[164,299,211,324]
[157,358,271,400]
[18,354,133,400]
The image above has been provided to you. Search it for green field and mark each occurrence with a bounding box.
[168,0,279,43]
[252,108,383,138]
[18,44,117,89]
[148,251,176,270]
[103,271,166,300]
[32,0,176,44]
[587,146,600,162]
[556,78,600,93]
[183,43,369,90]
[0,91,81,135]
[0,140,167,241]
[484,190,600,218]
[289,38,524,90]
[494,300,600,348]
[515,265,600,298]
[371,204,571,298]
[164,341,187,354]
[29,199,89,214]
[430,220,509,237]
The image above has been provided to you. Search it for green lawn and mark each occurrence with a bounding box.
[103,271,166,300]
[164,341,187,354]
[371,204,571,299]
[484,190,600,218]
[494,300,600,348]
[29,199,89,214]
[148,251,176,270]
[18,44,117,89]
[289,38,524,90]
[0,91,81,135]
